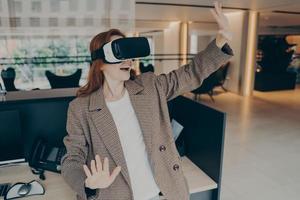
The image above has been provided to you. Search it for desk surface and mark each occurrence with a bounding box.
[0,88,76,103]
[0,163,75,200]
[0,156,217,199]
[181,156,217,193]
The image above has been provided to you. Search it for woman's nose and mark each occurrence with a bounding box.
[123,59,133,65]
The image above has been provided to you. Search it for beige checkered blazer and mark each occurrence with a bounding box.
[61,39,233,200]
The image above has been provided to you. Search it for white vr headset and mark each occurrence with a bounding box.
[91,37,150,64]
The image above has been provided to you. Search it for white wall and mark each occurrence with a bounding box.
[162,22,181,74]
[225,11,249,94]
[149,22,181,75]
[152,31,165,75]
[138,21,181,75]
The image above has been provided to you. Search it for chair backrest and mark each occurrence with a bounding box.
[140,63,154,73]
[191,62,230,94]
[45,69,82,89]
[215,62,230,86]
[192,76,216,94]
[1,67,18,91]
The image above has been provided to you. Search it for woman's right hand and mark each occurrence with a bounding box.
[83,154,122,189]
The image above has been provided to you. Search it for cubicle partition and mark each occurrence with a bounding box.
[0,97,74,160]
[0,95,225,200]
[168,96,226,200]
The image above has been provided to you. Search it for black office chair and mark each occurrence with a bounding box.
[214,62,230,92]
[191,62,230,102]
[1,67,19,91]
[139,63,154,73]
[45,69,82,89]
[192,75,216,102]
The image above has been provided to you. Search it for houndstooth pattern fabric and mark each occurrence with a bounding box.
[88,193,166,200]
[88,195,97,200]
[87,192,167,200]
[61,39,233,200]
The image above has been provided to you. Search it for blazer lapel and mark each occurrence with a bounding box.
[88,79,155,189]
[89,88,132,188]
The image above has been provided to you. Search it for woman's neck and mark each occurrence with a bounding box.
[103,78,125,102]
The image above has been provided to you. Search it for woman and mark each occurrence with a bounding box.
[61,2,233,200]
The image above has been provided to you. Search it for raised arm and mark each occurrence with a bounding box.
[155,40,233,101]
[155,1,233,101]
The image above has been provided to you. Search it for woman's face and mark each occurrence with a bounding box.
[101,35,133,82]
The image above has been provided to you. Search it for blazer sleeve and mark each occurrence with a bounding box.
[61,101,89,200]
[154,39,234,101]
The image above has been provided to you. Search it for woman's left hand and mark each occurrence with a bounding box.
[210,1,233,48]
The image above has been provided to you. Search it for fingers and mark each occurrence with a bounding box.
[219,2,223,13]
[214,1,222,16]
[212,1,226,21]
[84,156,112,177]
[211,1,229,32]
[95,154,102,171]
[110,166,122,182]
[103,157,109,174]
[210,8,218,20]
[91,160,97,174]
[83,164,92,177]
[210,9,222,25]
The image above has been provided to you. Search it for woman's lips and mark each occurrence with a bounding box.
[120,67,130,71]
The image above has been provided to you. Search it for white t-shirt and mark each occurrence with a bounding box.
[105,89,160,200]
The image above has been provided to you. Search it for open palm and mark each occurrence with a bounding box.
[210,1,233,46]
[83,155,122,189]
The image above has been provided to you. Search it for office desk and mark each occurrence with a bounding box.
[0,156,216,199]
[0,163,75,200]
[181,156,217,194]
[1,88,77,102]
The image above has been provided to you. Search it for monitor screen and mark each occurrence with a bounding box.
[0,110,24,165]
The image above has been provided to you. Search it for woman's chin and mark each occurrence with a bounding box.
[120,74,130,81]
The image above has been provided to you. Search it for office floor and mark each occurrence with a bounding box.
[185,85,300,200]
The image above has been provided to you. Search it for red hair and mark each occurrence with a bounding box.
[77,29,136,97]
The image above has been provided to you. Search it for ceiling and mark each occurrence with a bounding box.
[135,0,300,27]
[0,0,299,37]
[136,0,299,12]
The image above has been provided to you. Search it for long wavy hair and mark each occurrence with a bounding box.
[77,29,136,97]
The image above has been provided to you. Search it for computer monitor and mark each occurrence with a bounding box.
[0,110,25,165]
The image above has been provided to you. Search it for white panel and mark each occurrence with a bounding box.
[136,0,298,11]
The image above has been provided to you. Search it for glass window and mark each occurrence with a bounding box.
[9,17,21,27]
[30,17,40,27]
[83,17,93,26]
[0,37,90,90]
[31,1,41,12]
[48,18,58,27]
[0,0,135,91]
[67,18,76,26]
[69,0,78,11]
[86,0,96,11]
[8,0,22,13]
[50,0,60,12]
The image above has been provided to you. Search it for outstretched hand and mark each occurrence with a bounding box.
[210,1,233,48]
[83,154,122,189]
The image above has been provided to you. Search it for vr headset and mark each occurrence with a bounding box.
[91,37,150,64]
